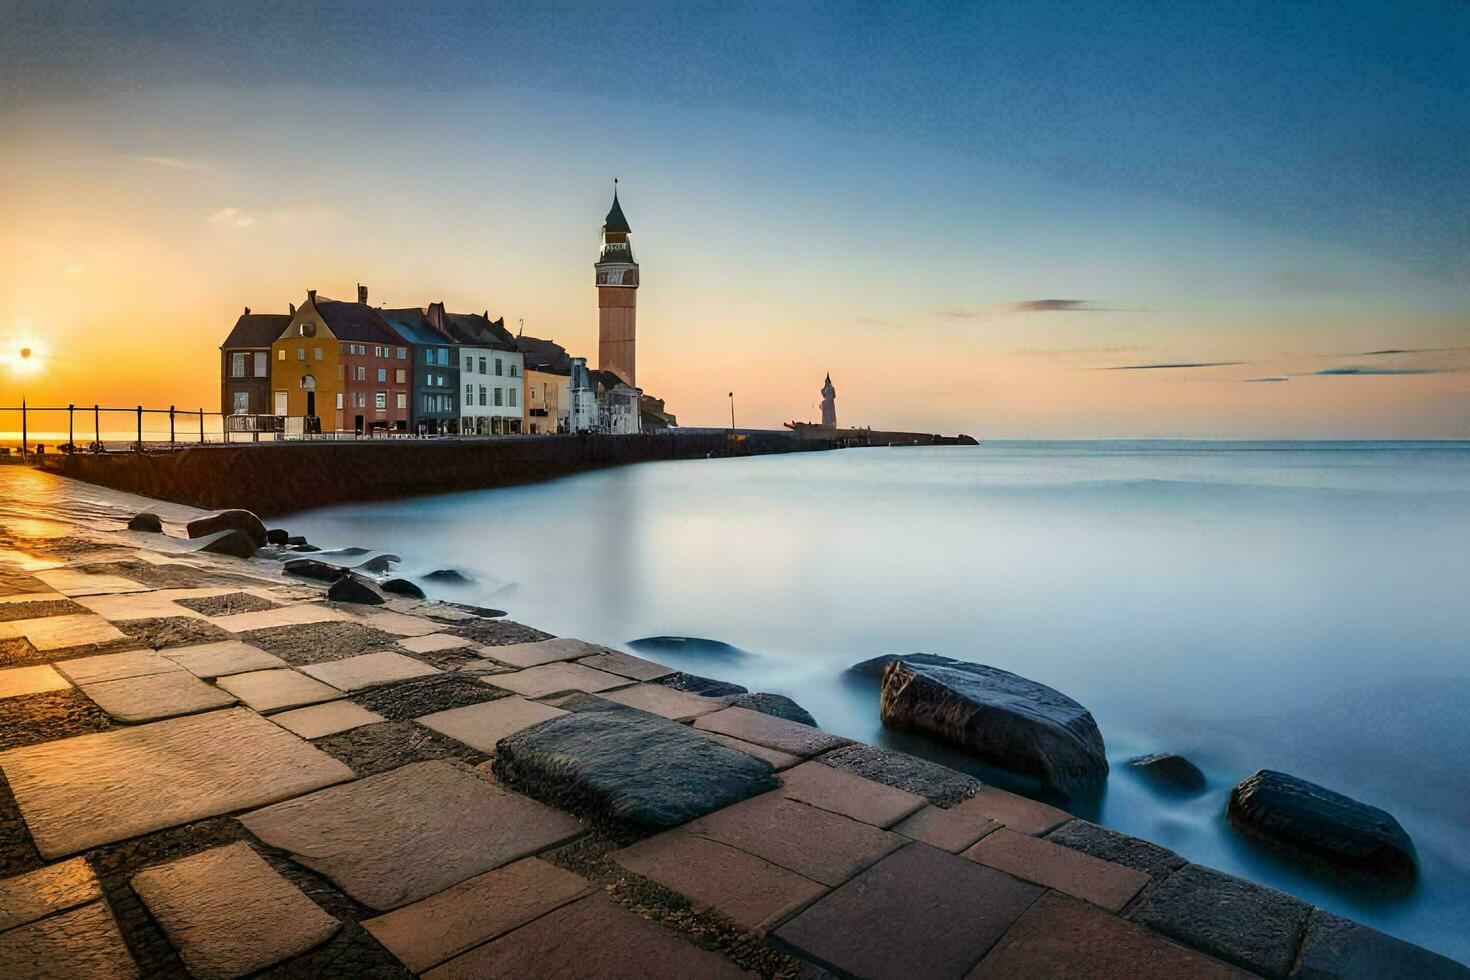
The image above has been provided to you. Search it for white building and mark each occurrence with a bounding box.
[569,357,598,432]
[428,305,524,435]
[591,368,642,435]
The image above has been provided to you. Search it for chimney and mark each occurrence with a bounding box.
[357,283,368,304]
[426,301,445,330]
[243,306,251,316]
[307,289,316,302]
[289,302,296,316]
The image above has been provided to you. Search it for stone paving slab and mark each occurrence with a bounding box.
[777,761,927,828]
[774,841,1045,979]
[52,649,182,685]
[0,613,128,651]
[964,828,1150,913]
[0,900,138,978]
[818,742,982,807]
[73,591,214,622]
[685,793,905,887]
[353,610,442,637]
[424,893,749,980]
[1294,907,1470,980]
[208,604,349,634]
[130,841,341,979]
[694,706,851,758]
[0,856,102,932]
[0,707,353,857]
[33,568,150,596]
[396,632,476,654]
[362,857,593,973]
[969,891,1251,979]
[894,803,1002,853]
[490,661,633,698]
[270,700,387,739]
[483,637,617,669]
[298,651,440,691]
[577,650,676,681]
[78,670,238,723]
[964,786,1073,835]
[215,668,343,713]
[695,729,805,770]
[240,760,584,911]
[598,681,725,721]
[417,695,568,754]
[613,830,829,933]
[1128,862,1312,978]
[0,664,72,699]
[162,640,287,679]
[1045,819,1187,886]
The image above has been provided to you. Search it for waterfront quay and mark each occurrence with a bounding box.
[0,473,1462,978]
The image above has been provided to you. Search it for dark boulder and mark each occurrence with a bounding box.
[1129,753,1206,793]
[327,574,387,606]
[493,709,776,831]
[1227,770,1415,877]
[126,512,163,532]
[424,568,472,582]
[185,509,267,548]
[658,671,748,698]
[381,578,426,599]
[849,652,959,678]
[286,535,309,546]
[265,528,290,545]
[291,544,321,553]
[727,692,817,727]
[197,528,259,559]
[283,558,348,583]
[878,655,1108,798]
[444,601,506,618]
[629,636,752,659]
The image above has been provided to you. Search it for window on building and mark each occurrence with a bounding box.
[314,347,323,360]
[495,358,503,376]
[232,390,249,414]
[377,368,387,382]
[479,386,487,406]
[395,368,405,383]
[510,363,519,377]
[494,388,503,407]
[463,353,473,369]
[437,348,449,366]
[509,387,517,407]
[278,348,286,361]
[396,393,406,409]
[356,392,366,408]
[336,393,344,410]
[397,347,406,359]
[297,348,305,361]
[466,383,474,400]
[253,351,268,376]
[477,357,486,374]
[375,391,387,409]
[447,395,454,411]
[230,353,247,377]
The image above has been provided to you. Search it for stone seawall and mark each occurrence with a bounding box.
[37,431,816,517]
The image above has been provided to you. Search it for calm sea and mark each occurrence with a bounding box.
[286,441,1470,962]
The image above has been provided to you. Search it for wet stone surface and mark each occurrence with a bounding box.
[0,899,139,979]
[448,617,552,647]
[350,673,505,721]
[241,621,405,666]
[0,599,90,623]
[117,615,232,650]
[816,742,981,807]
[174,592,278,617]
[312,720,489,777]
[0,689,115,752]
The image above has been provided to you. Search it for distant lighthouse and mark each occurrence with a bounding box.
[820,373,837,429]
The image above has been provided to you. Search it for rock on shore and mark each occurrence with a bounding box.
[876,655,1108,797]
[1227,770,1416,877]
[185,509,268,549]
[725,693,817,727]
[1129,753,1206,793]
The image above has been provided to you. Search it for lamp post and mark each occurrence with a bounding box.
[16,347,32,459]
[728,391,735,431]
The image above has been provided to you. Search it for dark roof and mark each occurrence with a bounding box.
[516,335,572,374]
[314,301,405,344]
[378,307,454,346]
[443,312,517,351]
[603,189,631,234]
[221,313,290,349]
[591,368,636,391]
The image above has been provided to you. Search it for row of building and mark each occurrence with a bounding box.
[218,188,676,436]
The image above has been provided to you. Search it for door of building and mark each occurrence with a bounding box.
[274,391,287,416]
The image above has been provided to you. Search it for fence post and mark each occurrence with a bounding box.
[68,404,74,452]
[94,404,100,450]
[199,409,204,444]
[169,405,175,448]
[20,399,26,459]
[136,405,142,451]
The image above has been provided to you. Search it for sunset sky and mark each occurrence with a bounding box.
[2,1,1468,437]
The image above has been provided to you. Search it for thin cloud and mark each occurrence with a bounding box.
[1244,377,1289,383]
[1350,347,1470,356]
[938,299,1108,319]
[207,207,255,229]
[1308,366,1448,376]
[1096,361,1246,371]
[128,154,214,174]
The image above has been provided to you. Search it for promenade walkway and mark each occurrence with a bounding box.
[0,470,1463,978]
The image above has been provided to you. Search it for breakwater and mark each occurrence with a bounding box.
[36,428,974,517]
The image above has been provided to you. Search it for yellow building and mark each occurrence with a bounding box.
[270,296,342,423]
[523,368,569,434]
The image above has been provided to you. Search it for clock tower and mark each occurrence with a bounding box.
[596,181,639,387]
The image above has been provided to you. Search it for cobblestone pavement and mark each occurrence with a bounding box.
[0,481,1465,979]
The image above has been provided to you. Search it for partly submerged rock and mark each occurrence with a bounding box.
[381,578,426,599]
[283,559,348,583]
[185,510,267,549]
[290,544,321,553]
[197,529,260,559]
[493,709,776,831]
[127,512,163,532]
[328,574,387,606]
[658,672,748,698]
[444,601,507,619]
[628,636,751,659]
[726,692,816,727]
[286,535,309,546]
[1227,770,1415,877]
[265,528,290,545]
[849,653,960,678]
[424,568,472,583]
[878,655,1108,798]
[1129,753,1206,793]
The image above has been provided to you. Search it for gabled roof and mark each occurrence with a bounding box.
[516,335,573,374]
[442,311,517,351]
[603,189,631,234]
[314,301,405,344]
[591,368,636,392]
[221,313,291,350]
[378,307,454,346]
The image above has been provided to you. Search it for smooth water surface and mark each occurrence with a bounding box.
[287,441,1470,961]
